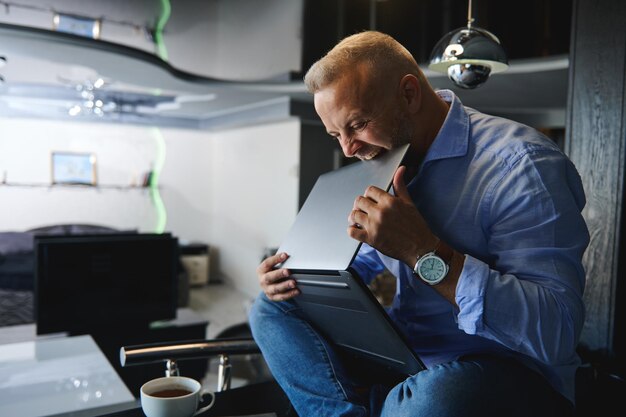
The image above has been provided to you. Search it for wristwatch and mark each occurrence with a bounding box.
[413,239,453,285]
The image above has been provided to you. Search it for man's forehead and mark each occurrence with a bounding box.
[314,73,368,107]
[314,86,366,118]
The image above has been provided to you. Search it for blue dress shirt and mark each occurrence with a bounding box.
[352,90,590,404]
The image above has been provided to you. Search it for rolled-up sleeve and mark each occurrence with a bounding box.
[455,149,589,365]
[351,243,385,284]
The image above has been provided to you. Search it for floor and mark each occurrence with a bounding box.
[188,282,254,339]
[186,283,266,392]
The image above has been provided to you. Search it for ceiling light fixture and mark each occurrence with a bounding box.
[68,79,117,117]
[428,0,508,89]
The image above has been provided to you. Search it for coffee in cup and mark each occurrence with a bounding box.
[140,376,215,417]
[151,388,193,398]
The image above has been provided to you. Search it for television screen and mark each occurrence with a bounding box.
[34,233,178,336]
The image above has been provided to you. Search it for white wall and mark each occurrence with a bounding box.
[213,0,303,79]
[156,127,214,242]
[165,0,303,80]
[0,118,212,234]
[0,116,300,299]
[210,119,300,297]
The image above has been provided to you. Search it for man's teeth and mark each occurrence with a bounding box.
[361,149,381,160]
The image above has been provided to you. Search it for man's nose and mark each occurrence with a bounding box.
[340,139,359,157]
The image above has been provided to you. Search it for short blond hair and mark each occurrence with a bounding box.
[303,31,422,93]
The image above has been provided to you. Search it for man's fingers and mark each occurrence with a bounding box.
[363,185,387,202]
[353,195,376,212]
[348,224,368,242]
[270,278,296,294]
[349,209,368,227]
[257,252,299,301]
[270,288,300,301]
[257,252,288,274]
[262,268,289,287]
[266,277,299,301]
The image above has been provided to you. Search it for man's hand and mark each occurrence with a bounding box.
[348,166,437,266]
[256,252,300,301]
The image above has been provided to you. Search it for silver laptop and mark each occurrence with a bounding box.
[277,143,425,376]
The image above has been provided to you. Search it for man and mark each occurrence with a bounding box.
[249,31,589,417]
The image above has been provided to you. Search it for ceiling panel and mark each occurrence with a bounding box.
[0,23,569,128]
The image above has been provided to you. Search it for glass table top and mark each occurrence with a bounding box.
[0,334,136,417]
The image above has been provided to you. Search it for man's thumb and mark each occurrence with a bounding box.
[392,166,411,201]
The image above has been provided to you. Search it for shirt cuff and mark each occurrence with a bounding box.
[455,255,489,334]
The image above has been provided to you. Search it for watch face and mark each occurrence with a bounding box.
[418,255,447,283]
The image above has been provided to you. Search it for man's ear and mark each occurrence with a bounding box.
[399,74,421,114]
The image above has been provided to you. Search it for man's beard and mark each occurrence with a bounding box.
[356,111,413,160]
[390,110,413,148]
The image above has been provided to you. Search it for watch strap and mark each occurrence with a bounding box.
[433,239,453,265]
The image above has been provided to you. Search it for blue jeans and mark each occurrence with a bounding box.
[248,293,574,417]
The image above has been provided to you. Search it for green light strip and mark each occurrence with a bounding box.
[150,127,167,233]
[155,0,171,61]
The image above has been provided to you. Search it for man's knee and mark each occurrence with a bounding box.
[248,293,271,332]
[380,362,485,417]
[248,293,298,336]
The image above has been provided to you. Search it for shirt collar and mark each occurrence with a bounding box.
[422,89,470,163]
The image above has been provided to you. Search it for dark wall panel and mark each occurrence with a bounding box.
[301,0,572,72]
[565,0,626,356]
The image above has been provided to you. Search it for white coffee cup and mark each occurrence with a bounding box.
[140,376,215,417]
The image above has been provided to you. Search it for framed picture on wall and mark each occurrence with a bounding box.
[51,151,97,185]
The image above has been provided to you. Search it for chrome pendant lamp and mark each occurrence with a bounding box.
[428,0,508,89]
